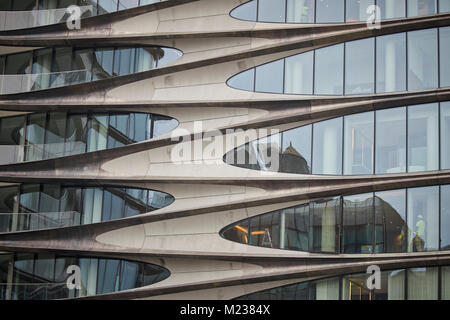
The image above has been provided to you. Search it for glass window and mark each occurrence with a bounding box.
[0,186,18,233]
[346,0,374,22]
[376,33,406,93]
[64,114,88,156]
[407,267,438,299]
[440,27,450,87]
[108,114,129,148]
[153,116,178,138]
[442,266,450,300]
[249,212,280,249]
[281,206,309,251]
[5,52,32,74]
[316,0,344,22]
[135,48,156,73]
[25,113,47,162]
[93,48,114,80]
[72,48,94,84]
[407,0,437,16]
[312,118,343,175]
[119,0,139,9]
[407,186,439,252]
[408,103,439,172]
[0,0,11,10]
[375,107,407,174]
[441,102,450,169]
[228,68,255,91]
[441,185,450,250]
[32,48,53,90]
[98,0,117,14]
[231,0,257,21]
[344,112,374,175]
[342,193,374,254]
[120,260,138,290]
[378,0,406,19]
[97,259,120,294]
[82,188,103,224]
[59,187,82,227]
[113,48,136,76]
[0,115,25,145]
[157,48,182,67]
[345,38,375,94]
[222,220,250,245]
[286,0,315,23]
[309,198,339,253]
[102,189,125,221]
[129,113,151,142]
[342,273,372,300]
[12,0,35,10]
[255,60,284,93]
[314,44,344,95]
[375,189,407,253]
[408,28,438,91]
[284,51,313,94]
[19,185,40,232]
[87,115,108,152]
[258,0,286,22]
[281,125,311,174]
[386,269,406,300]
[440,0,450,12]
[45,112,67,159]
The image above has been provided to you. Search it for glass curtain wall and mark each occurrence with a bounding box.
[0,46,181,94]
[0,253,169,300]
[227,27,450,95]
[0,184,174,233]
[231,0,448,23]
[222,184,450,254]
[225,102,449,176]
[238,265,449,300]
[0,111,178,165]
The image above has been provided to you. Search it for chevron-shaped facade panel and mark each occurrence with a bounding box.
[0,0,449,301]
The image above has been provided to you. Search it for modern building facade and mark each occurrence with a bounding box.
[0,0,449,300]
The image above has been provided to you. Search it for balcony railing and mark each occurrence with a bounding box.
[0,5,94,31]
[0,211,82,233]
[0,69,91,95]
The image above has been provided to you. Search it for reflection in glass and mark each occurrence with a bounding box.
[0,184,174,233]
[343,112,374,175]
[378,0,406,19]
[441,102,450,169]
[407,267,438,300]
[312,117,342,175]
[342,193,374,254]
[230,0,257,21]
[0,253,169,300]
[407,0,436,17]
[255,60,284,93]
[407,186,439,252]
[309,198,339,253]
[376,33,406,93]
[408,103,439,172]
[227,68,254,92]
[314,44,344,95]
[442,266,450,300]
[258,0,286,22]
[375,190,407,253]
[284,51,313,94]
[280,125,311,174]
[441,0,450,12]
[441,185,450,250]
[286,0,315,23]
[346,0,374,22]
[375,107,407,174]
[345,38,374,94]
[440,27,450,88]
[408,28,438,91]
[316,0,344,23]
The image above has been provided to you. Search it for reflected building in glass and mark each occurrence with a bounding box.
[0,0,449,301]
